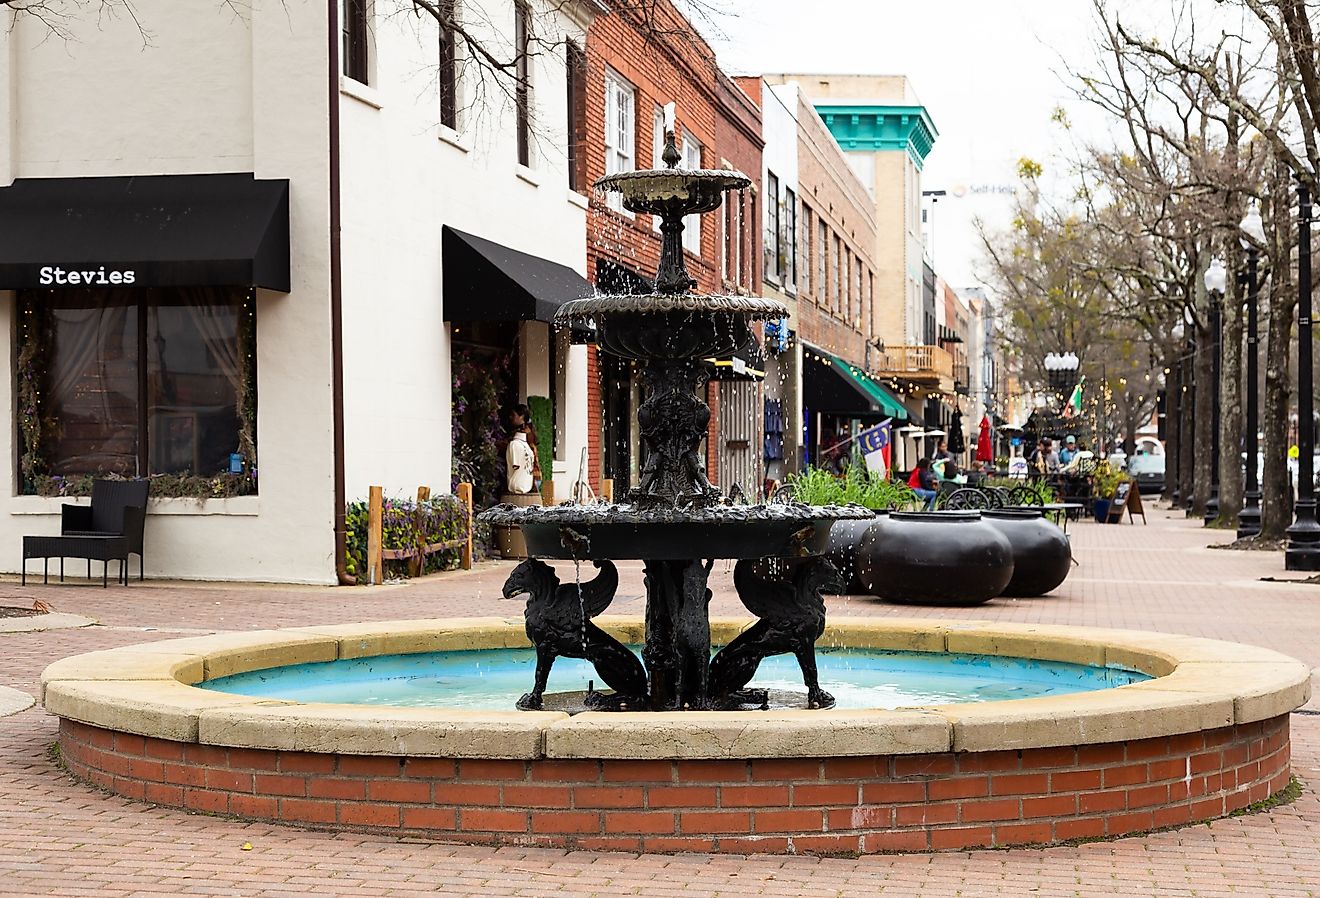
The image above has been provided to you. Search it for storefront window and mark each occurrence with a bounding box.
[17,287,256,496]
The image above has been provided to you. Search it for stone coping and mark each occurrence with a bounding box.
[0,685,34,717]
[0,612,96,634]
[41,618,1312,760]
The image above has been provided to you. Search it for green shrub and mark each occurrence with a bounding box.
[345,493,471,583]
[786,465,915,511]
[526,395,554,483]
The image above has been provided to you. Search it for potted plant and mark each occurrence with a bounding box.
[1091,462,1125,523]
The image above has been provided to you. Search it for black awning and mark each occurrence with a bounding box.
[706,339,766,381]
[443,226,591,324]
[0,173,290,292]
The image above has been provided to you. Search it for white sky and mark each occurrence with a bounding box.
[702,0,1139,289]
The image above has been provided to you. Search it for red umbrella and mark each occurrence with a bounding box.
[976,416,994,463]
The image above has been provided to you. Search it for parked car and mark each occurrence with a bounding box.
[1127,452,1165,495]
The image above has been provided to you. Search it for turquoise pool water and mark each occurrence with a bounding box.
[199,647,1150,711]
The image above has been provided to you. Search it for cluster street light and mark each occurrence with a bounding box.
[1286,179,1320,569]
[1204,257,1228,524]
[1238,201,1266,538]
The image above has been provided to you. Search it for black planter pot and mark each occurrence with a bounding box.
[856,510,1014,606]
[981,509,1072,597]
[824,512,888,595]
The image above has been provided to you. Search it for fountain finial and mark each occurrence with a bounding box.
[661,102,682,169]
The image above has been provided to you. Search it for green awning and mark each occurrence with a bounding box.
[826,352,908,420]
[802,341,908,421]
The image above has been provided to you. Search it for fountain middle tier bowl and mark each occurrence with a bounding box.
[554,295,788,362]
[477,502,873,560]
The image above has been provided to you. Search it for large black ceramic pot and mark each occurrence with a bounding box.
[856,511,1014,606]
[981,509,1072,597]
[823,511,888,594]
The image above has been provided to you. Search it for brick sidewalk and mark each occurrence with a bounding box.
[1,507,1319,897]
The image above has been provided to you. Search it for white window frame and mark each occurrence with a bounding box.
[603,68,636,216]
[651,105,665,232]
[681,128,702,256]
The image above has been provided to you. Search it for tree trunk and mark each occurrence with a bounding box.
[1218,262,1245,524]
[1164,357,1181,503]
[1218,100,1245,525]
[1261,172,1297,539]
[1192,320,1215,518]
[1179,346,1196,508]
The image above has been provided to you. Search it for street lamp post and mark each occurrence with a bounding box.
[1203,257,1227,525]
[1238,201,1265,538]
[1044,352,1080,433]
[1170,320,1186,506]
[1286,178,1320,569]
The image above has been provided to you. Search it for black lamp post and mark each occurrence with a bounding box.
[1286,178,1320,569]
[1044,352,1080,436]
[1204,257,1227,525]
[1238,200,1265,538]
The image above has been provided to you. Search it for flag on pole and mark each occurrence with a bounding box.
[1062,375,1085,419]
[857,419,892,476]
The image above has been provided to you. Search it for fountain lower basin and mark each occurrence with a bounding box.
[479,503,871,559]
[42,618,1309,854]
[197,647,1151,711]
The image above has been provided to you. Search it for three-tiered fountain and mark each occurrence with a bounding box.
[479,110,871,713]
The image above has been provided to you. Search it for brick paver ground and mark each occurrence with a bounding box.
[2,504,1319,897]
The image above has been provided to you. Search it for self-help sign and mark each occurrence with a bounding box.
[38,266,137,286]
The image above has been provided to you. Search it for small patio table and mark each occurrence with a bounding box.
[22,535,130,587]
[1039,502,1085,533]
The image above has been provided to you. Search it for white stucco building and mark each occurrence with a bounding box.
[0,0,596,583]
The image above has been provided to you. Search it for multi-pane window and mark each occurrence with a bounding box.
[830,234,841,312]
[843,250,852,319]
[603,69,635,214]
[681,129,702,255]
[565,42,587,191]
[342,0,369,84]
[764,172,779,282]
[724,187,743,285]
[746,192,757,290]
[816,219,827,305]
[514,1,532,166]
[782,187,796,288]
[17,289,256,489]
[800,206,811,296]
[854,256,863,324]
[438,0,458,129]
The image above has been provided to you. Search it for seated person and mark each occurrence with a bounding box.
[1062,440,1096,473]
[907,457,939,510]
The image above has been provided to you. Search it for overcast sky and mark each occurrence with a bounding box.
[701,0,1135,288]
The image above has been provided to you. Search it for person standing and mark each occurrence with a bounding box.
[506,403,542,492]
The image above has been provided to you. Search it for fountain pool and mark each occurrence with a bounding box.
[43,617,1310,855]
[198,647,1151,711]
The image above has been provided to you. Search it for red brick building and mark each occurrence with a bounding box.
[580,0,761,494]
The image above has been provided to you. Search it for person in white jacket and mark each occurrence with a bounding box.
[505,431,537,495]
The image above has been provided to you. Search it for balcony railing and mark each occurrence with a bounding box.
[873,344,956,386]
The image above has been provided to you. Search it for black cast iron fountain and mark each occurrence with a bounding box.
[480,109,870,712]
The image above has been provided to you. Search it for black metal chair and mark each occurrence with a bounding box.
[941,487,990,510]
[1010,485,1044,507]
[59,479,149,581]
